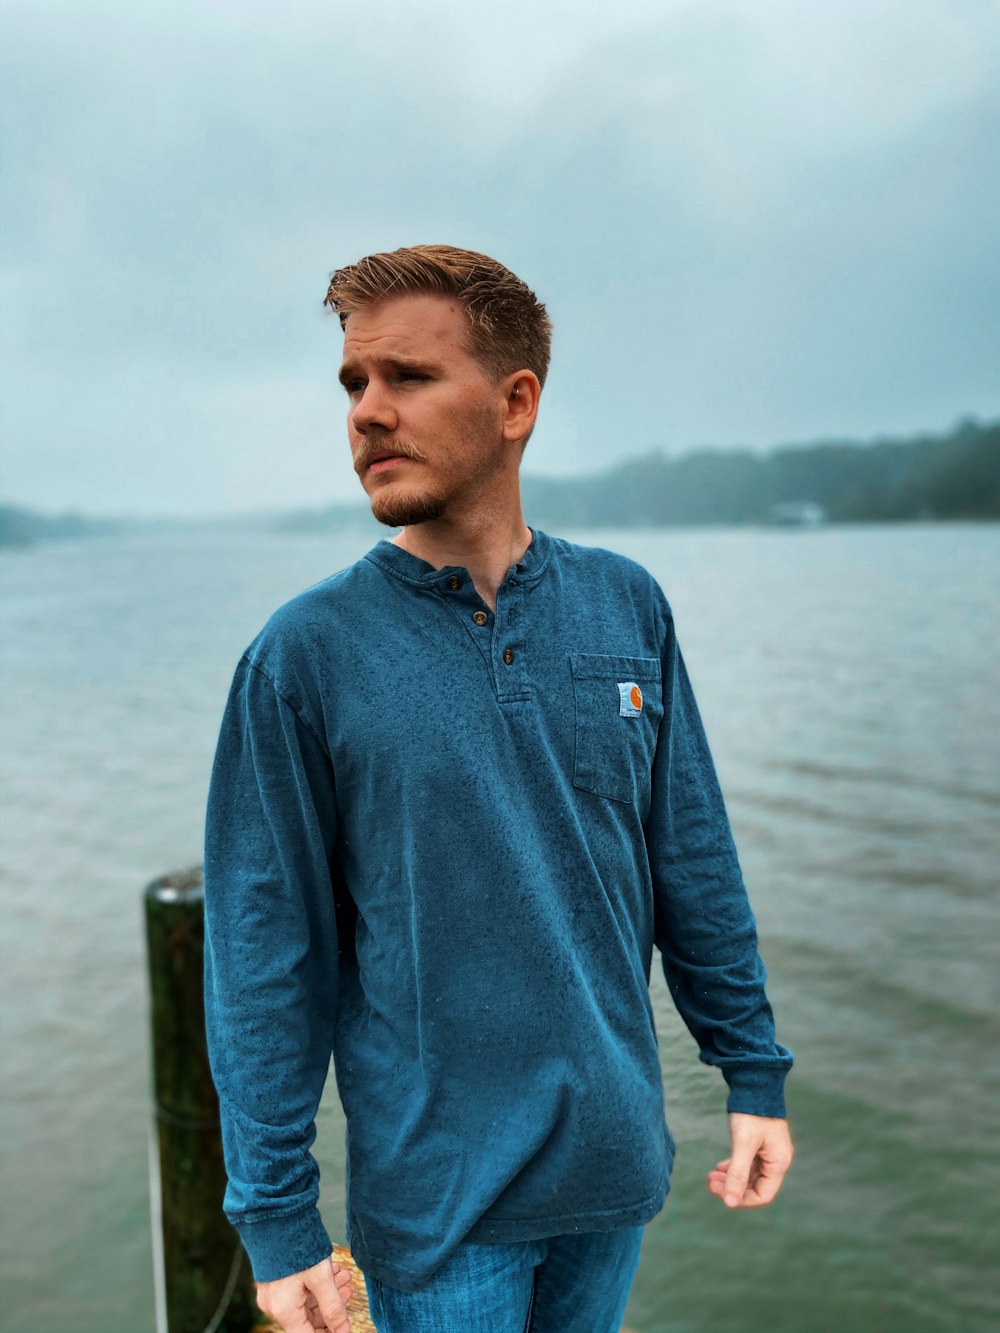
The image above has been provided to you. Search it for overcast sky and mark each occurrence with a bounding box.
[3,0,999,516]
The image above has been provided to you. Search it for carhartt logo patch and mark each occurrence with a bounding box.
[618,681,643,717]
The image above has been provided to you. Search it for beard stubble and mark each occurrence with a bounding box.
[370,486,449,529]
[353,430,446,528]
[356,402,503,529]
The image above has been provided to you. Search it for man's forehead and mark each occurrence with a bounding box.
[341,292,470,355]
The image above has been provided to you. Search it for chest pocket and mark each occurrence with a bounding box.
[570,654,663,806]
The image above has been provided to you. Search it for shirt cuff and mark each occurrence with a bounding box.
[233,1203,334,1283]
[722,1063,790,1119]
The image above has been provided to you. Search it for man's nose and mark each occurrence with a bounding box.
[350,380,398,435]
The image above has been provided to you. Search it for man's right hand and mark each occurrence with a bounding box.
[254,1254,353,1333]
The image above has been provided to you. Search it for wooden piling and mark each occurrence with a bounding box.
[145,867,259,1333]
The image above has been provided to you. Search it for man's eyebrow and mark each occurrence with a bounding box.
[390,356,436,373]
[338,355,436,388]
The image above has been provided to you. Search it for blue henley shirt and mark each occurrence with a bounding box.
[203,528,792,1292]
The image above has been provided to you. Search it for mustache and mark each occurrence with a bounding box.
[353,432,426,477]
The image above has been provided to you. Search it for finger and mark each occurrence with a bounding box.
[750,1171,783,1205]
[308,1306,344,1332]
[304,1294,328,1327]
[707,1157,730,1189]
[304,1282,352,1318]
[723,1141,755,1207]
[307,1267,352,1333]
[303,1299,349,1332]
[747,1148,790,1206]
[736,1177,778,1208]
[319,1297,350,1333]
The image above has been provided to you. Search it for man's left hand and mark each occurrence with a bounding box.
[707,1113,793,1209]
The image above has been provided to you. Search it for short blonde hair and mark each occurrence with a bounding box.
[324,244,552,389]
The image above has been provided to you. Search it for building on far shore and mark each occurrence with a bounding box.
[768,500,827,527]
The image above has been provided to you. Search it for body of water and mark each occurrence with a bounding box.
[1,524,997,1332]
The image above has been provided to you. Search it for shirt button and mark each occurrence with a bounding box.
[447,575,461,590]
[472,610,488,626]
[502,648,515,665]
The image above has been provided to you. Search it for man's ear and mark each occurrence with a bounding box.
[500,371,541,445]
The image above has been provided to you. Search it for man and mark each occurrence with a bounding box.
[204,245,793,1333]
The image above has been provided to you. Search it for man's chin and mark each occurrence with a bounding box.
[370,489,449,529]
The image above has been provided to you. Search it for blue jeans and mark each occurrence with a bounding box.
[365,1227,644,1333]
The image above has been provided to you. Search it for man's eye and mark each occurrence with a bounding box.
[344,379,366,395]
[398,371,428,383]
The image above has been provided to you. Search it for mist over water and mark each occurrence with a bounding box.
[1,524,997,1332]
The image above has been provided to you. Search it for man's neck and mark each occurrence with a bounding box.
[391,508,532,611]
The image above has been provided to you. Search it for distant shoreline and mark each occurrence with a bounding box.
[3,417,997,546]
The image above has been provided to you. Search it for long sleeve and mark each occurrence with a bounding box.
[645,610,792,1117]
[203,653,340,1281]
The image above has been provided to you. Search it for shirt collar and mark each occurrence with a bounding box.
[365,527,552,591]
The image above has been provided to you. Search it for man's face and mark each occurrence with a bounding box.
[339,293,508,529]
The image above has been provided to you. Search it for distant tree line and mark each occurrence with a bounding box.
[2,419,997,545]
[521,418,999,528]
[0,505,123,547]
